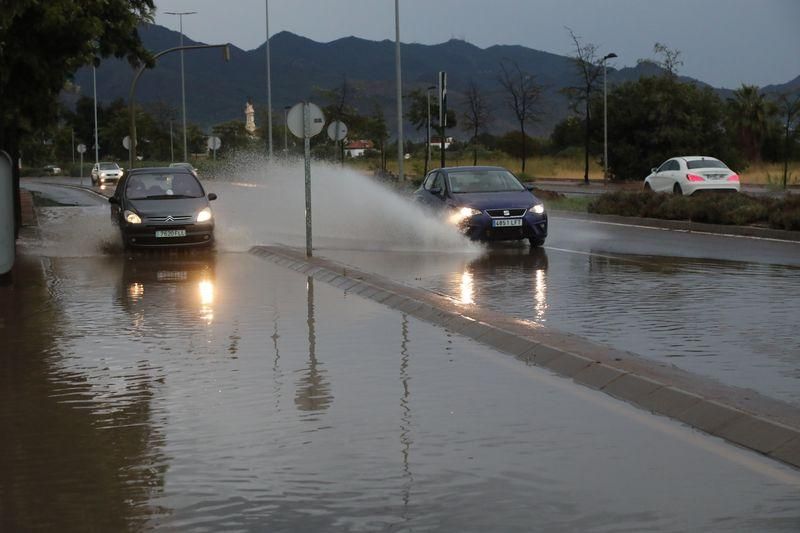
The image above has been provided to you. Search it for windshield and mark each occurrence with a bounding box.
[98,163,119,170]
[448,170,525,193]
[125,172,204,200]
[687,159,728,170]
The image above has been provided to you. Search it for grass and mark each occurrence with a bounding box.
[543,196,593,212]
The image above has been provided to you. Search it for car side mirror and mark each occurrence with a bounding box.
[651,167,657,174]
[108,196,118,204]
[207,193,217,201]
[525,184,535,191]
[430,187,442,195]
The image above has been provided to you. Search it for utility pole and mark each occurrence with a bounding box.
[265,0,274,160]
[394,0,404,181]
[165,11,197,162]
[93,65,99,167]
[439,71,447,169]
[602,52,618,183]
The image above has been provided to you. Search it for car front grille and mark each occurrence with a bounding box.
[145,215,194,223]
[486,208,526,218]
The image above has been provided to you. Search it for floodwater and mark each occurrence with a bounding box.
[2,253,800,531]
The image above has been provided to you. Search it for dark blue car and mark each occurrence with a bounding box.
[414,166,548,246]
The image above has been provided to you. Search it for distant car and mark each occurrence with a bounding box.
[169,162,198,175]
[92,162,124,185]
[414,166,548,247]
[644,156,740,195]
[109,167,217,249]
[42,164,61,175]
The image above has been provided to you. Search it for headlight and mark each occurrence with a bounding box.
[196,207,213,223]
[449,206,482,225]
[529,203,545,215]
[124,210,142,224]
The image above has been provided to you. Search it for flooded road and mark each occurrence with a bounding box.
[2,252,800,531]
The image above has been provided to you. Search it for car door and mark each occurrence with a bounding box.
[653,159,676,192]
[417,171,446,208]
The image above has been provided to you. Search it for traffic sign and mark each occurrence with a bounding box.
[287,102,325,138]
[122,136,136,150]
[76,144,87,154]
[207,136,222,150]
[327,120,348,142]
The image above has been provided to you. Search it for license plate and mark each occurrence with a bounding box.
[155,229,186,238]
[493,218,522,227]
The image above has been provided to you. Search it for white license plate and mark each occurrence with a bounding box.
[155,229,186,238]
[493,218,523,227]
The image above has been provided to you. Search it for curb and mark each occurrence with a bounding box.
[250,244,800,470]
[550,209,800,242]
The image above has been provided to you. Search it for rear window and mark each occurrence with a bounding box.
[126,172,204,200]
[687,159,728,170]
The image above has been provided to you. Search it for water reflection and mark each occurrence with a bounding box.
[458,269,475,305]
[295,276,333,412]
[399,313,413,524]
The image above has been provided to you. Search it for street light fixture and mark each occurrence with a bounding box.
[602,52,618,183]
[165,11,197,162]
[128,44,230,168]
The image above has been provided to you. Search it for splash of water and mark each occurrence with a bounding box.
[212,154,480,253]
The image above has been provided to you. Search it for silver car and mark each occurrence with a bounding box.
[91,162,124,186]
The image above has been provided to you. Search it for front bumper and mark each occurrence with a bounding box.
[121,222,215,248]
[460,212,548,242]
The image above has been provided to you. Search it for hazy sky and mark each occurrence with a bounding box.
[153,0,800,89]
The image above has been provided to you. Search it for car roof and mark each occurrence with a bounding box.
[127,166,195,175]
[677,156,722,161]
[439,166,511,173]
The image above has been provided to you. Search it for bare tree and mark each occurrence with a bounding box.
[564,27,603,185]
[775,91,800,189]
[653,42,683,78]
[496,59,543,173]
[461,80,492,166]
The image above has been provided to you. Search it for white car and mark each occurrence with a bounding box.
[91,162,124,186]
[643,156,740,196]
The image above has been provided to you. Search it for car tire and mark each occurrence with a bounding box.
[528,237,545,248]
[673,183,683,196]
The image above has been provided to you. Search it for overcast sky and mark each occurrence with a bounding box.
[153,0,800,89]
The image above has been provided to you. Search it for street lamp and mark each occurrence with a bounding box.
[265,0,274,160]
[129,44,230,168]
[602,52,618,182]
[283,105,291,153]
[425,85,436,175]
[394,0,404,181]
[165,11,197,162]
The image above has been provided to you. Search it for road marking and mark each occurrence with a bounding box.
[554,216,800,244]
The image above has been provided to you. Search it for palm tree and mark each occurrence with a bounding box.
[727,85,775,162]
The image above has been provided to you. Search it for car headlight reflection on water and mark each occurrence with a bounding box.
[449,206,482,225]
[529,203,545,215]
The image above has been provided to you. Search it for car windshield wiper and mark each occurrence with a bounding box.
[143,194,195,199]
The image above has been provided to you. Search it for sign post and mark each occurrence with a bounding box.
[327,120,348,166]
[207,136,222,160]
[77,143,87,186]
[287,102,325,257]
[438,71,447,169]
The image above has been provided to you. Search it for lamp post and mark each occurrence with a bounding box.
[425,85,436,175]
[129,44,230,169]
[394,0,404,181]
[165,11,197,162]
[265,0,273,160]
[602,52,617,183]
[92,65,99,168]
[283,105,291,153]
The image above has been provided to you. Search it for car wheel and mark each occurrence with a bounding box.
[528,237,545,248]
[673,183,683,196]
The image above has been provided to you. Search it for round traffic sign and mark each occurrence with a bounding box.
[122,136,136,149]
[207,136,222,150]
[287,102,325,139]
[76,144,86,154]
[327,120,348,142]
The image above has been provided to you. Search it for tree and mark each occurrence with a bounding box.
[563,28,603,184]
[652,42,683,78]
[599,76,740,180]
[362,103,389,172]
[727,85,776,162]
[774,91,800,189]
[461,80,492,165]
[496,60,543,173]
[0,0,155,236]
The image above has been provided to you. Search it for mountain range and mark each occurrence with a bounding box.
[69,23,800,139]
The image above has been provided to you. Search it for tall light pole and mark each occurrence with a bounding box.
[602,52,617,183]
[265,0,274,160]
[92,65,99,167]
[394,0,404,181]
[165,11,197,162]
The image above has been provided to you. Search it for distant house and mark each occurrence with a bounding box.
[345,140,374,158]
[430,136,454,150]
